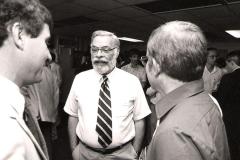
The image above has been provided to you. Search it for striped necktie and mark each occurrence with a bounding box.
[96,76,112,148]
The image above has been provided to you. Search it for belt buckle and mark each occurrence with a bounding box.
[99,148,108,153]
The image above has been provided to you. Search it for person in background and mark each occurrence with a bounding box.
[145,21,230,160]
[215,50,240,160]
[202,48,223,94]
[64,30,151,160]
[121,48,147,89]
[25,65,59,160]
[50,50,62,87]
[0,0,52,159]
[20,86,50,159]
[117,54,128,68]
[215,56,229,76]
[80,55,92,71]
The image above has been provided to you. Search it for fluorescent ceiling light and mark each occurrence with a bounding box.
[226,30,240,38]
[118,37,144,42]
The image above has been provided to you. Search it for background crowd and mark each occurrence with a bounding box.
[1,0,240,160]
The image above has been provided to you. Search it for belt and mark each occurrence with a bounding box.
[81,139,133,154]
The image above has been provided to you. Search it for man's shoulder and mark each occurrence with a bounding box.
[177,91,216,116]
[160,92,218,131]
[115,68,140,81]
[221,70,239,82]
[75,69,94,79]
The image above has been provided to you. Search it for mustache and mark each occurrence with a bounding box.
[93,59,108,64]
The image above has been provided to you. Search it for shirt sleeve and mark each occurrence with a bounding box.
[133,78,151,121]
[64,77,79,117]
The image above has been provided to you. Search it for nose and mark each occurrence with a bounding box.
[45,49,52,67]
[95,49,104,57]
[47,49,52,62]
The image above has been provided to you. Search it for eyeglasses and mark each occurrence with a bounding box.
[91,46,117,54]
[140,56,148,63]
[208,55,217,59]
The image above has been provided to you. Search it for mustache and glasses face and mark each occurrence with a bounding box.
[90,45,118,75]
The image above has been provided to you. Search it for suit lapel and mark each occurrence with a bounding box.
[10,106,47,160]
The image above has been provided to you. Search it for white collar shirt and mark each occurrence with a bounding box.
[0,75,25,118]
[202,66,223,93]
[64,68,151,148]
[121,64,147,83]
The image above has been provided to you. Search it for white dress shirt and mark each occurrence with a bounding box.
[64,68,151,148]
[121,64,147,84]
[202,66,223,93]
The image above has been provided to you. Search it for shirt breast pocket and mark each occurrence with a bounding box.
[115,97,134,117]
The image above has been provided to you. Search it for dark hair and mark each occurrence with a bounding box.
[128,48,140,57]
[207,47,218,56]
[215,57,226,68]
[0,0,53,46]
[207,47,217,51]
[147,21,207,82]
[226,50,240,66]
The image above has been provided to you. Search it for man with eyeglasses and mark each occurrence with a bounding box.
[215,50,240,160]
[64,30,151,160]
[202,48,223,94]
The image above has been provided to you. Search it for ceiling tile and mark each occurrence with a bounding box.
[42,0,240,44]
[228,3,240,15]
[188,5,233,19]
[41,0,69,8]
[134,16,165,27]
[136,0,220,13]
[51,3,96,20]
[73,0,124,10]
[226,0,240,2]
[115,0,157,5]
[209,17,240,29]
[85,13,119,22]
[111,19,145,30]
[106,6,149,18]
[156,11,197,22]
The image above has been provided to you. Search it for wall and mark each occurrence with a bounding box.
[209,41,240,57]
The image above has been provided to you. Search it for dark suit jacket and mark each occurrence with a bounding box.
[215,68,240,139]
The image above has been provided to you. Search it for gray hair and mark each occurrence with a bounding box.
[91,30,120,48]
[147,21,207,82]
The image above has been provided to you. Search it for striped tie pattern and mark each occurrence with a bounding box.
[96,76,112,148]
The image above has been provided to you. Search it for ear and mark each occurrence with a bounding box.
[151,58,161,77]
[11,22,25,51]
[115,48,120,58]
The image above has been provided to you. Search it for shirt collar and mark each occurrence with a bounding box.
[0,75,25,118]
[205,65,218,74]
[155,79,204,120]
[95,67,118,84]
[233,66,240,72]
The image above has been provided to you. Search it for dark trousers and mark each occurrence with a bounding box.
[39,121,53,160]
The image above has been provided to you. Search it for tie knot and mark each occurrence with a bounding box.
[102,75,108,83]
